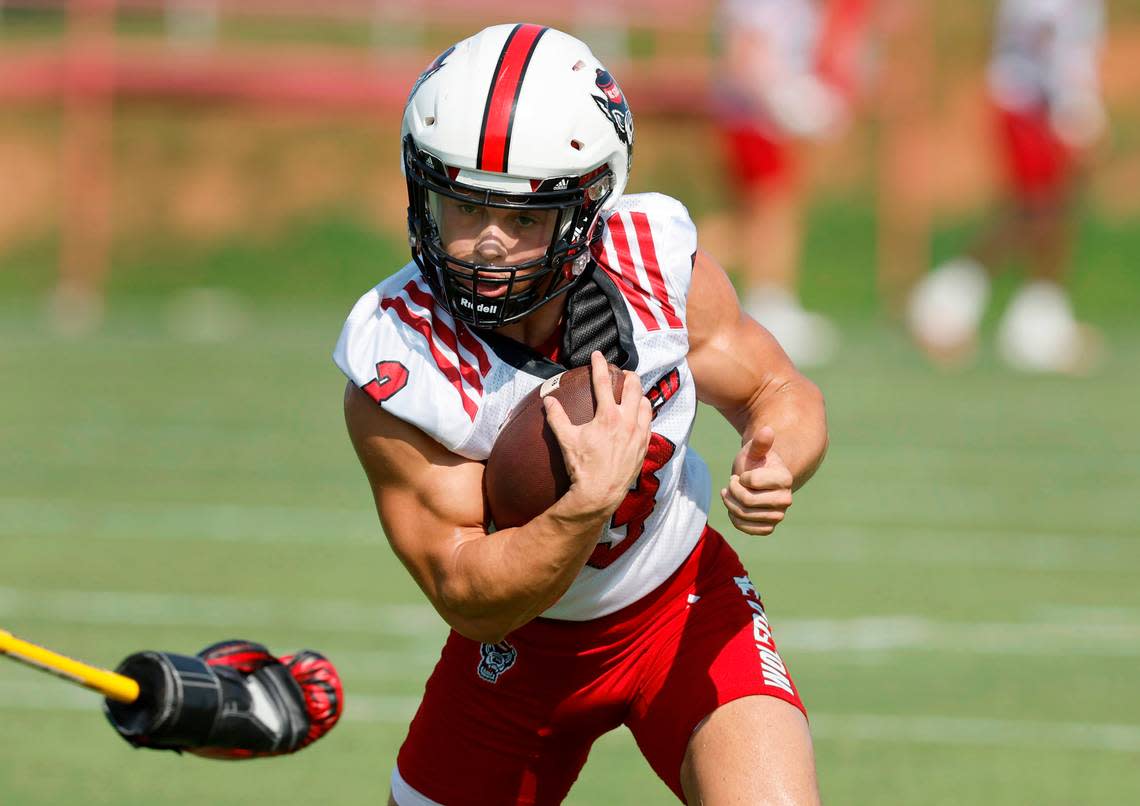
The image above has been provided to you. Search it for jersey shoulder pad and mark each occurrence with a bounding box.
[598,192,698,321]
[333,265,493,456]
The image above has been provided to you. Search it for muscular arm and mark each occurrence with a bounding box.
[344,355,649,643]
[686,249,828,490]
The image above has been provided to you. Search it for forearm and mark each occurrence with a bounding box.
[727,376,828,489]
[435,490,613,642]
[353,363,648,644]
[686,251,828,489]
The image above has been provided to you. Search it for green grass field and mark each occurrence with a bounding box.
[2,201,1139,804]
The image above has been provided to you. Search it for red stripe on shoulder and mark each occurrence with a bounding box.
[603,214,661,331]
[456,322,492,376]
[631,211,683,328]
[403,281,486,395]
[402,280,491,375]
[381,294,479,422]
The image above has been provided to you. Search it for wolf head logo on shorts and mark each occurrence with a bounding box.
[477,641,518,683]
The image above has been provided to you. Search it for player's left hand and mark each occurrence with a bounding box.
[721,426,794,536]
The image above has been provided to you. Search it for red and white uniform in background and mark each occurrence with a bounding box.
[714,0,873,191]
[988,0,1106,199]
[335,193,805,805]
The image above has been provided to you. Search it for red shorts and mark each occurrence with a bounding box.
[995,104,1074,202]
[394,526,806,805]
[720,123,798,194]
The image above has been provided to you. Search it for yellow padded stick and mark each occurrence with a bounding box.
[0,628,140,703]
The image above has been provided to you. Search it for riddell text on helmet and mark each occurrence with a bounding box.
[457,297,500,315]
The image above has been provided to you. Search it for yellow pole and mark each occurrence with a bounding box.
[0,629,140,704]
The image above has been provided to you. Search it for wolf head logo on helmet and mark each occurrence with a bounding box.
[406,45,455,104]
[592,68,634,151]
[401,24,634,329]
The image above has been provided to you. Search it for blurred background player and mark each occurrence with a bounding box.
[872,0,937,318]
[711,0,872,367]
[907,0,1107,373]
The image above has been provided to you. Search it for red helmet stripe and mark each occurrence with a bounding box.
[477,24,549,174]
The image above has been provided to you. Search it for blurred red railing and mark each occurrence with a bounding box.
[0,0,716,329]
[0,0,715,113]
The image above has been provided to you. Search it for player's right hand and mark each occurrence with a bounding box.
[543,351,652,518]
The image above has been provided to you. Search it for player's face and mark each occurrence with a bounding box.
[436,194,558,295]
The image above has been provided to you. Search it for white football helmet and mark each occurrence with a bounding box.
[402,24,634,328]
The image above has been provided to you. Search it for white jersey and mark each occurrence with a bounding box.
[720,0,821,78]
[334,193,711,621]
[715,0,821,130]
[715,0,865,139]
[988,0,1104,113]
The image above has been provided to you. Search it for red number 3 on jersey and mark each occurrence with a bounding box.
[362,361,410,404]
[588,433,676,569]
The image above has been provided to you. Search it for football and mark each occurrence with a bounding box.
[484,363,624,529]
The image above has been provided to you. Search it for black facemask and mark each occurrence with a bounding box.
[403,136,613,329]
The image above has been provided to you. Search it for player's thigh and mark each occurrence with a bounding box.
[680,694,819,806]
[395,629,615,805]
[624,531,810,801]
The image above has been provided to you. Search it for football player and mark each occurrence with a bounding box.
[336,25,828,805]
[710,0,873,367]
[907,0,1106,373]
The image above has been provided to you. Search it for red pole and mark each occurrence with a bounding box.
[54,0,116,335]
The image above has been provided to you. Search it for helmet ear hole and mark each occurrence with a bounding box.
[570,140,584,151]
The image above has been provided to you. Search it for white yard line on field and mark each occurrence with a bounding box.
[0,496,379,546]
[2,586,1138,656]
[0,585,443,636]
[2,496,1137,573]
[808,713,1140,754]
[0,680,1137,753]
[0,680,424,724]
[777,615,1140,656]
[8,427,1139,464]
[822,443,1140,475]
[752,524,1140,572]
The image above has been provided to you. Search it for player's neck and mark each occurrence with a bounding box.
[493,297,567,351]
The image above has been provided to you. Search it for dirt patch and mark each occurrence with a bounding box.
[0,135,57,251]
